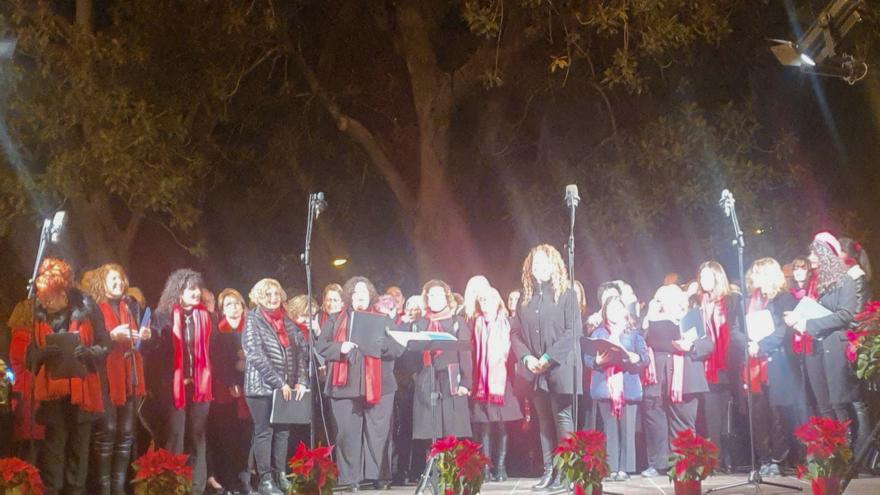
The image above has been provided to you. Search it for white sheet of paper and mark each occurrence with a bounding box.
[746,309,775,342]
[792,297,833,321]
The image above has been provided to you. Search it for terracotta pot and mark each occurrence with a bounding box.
[810,476,841,495]
[674,479,702,495]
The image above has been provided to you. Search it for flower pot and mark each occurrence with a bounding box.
[810,476,840,495]
[674,479,702,495]
[573,482,603,495]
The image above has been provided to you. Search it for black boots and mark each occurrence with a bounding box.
[275,471,291,492]
[480,426,497,482]
[94,437,114,495]
[110,437,133,495]
[531,466,554,491]
[257,473,282,495]
[496,428,509,482]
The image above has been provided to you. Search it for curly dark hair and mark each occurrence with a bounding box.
[157,268,205,315]
[341,276,378,307]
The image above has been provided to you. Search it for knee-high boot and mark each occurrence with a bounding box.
[853,401,876,468]
[111,436,133,495]
[495,423,509,482]
[480,424,496,482]
[94,433,114,495]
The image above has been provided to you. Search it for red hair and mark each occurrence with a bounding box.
[35,258,73,299]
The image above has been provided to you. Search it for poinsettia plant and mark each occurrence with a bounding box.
[553,430,609,495]
[430,436,490,495]
[668,429,718,482]
[287,442,338,495]
[847,301,880,380]
[794,416,852,482]
[0,457,44,495]
[131,444,192,495]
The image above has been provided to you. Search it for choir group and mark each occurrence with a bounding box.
[0,230,873,494]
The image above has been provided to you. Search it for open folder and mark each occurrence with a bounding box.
[791,297,833,321]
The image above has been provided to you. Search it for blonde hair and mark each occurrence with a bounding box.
[321,283,343,313]
[475,287,508,318]
[126,287,146,307]
[248,278,287,309]
[520,244,570,306]
[463,275,491,319]
[285,294,318,320]
[747,258,787,299]
[217,288,245,310]
[698,261,731,300]
[573,280,587,315]
[6,299,33,329]
[85,264,130,303]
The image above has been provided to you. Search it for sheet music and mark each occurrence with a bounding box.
[746,309,775,342]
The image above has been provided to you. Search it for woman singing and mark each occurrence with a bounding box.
[243,279,309,495]
[510,244,582,490]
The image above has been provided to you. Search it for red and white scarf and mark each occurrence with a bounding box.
[473,312,510,405]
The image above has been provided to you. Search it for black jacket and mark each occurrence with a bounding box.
[755,292,805,407]
[644,319,713,397]
[316,310,405,399]
[511,283,583,394]
[242,310,308,397]
[806,276,861,404]
[28,288,110,372]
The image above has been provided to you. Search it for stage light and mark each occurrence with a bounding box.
[331,258,348,267]
[769,0,867,83]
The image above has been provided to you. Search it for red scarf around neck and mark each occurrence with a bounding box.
[423,308,454,366]
[700,293,730,384]
[171,304,213,409]
[473,312,510,405]
[218,316,243,334]
[99,299,146,406]
[791,274,818,355]
[743,290,769,393]
[261,307,289,348]
[330,310,383,405]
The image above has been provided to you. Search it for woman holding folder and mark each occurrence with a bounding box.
[317,276,405,492]
[584,296,648,481]
[243,278,308,495]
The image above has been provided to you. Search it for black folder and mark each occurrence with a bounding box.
[581,337,629,366]
[269,389,312,425]
[45,333,87,379]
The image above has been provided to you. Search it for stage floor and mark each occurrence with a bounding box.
[366,473,880,494]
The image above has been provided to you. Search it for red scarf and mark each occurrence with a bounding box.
[33,317,104,413]
[218,316,243,333]
[643,345,685,403]
[294,321,310,342]
[330,310,383,405]
[701,294,730,384]
[261,308,289,348]
[473,312,510,405]
[171,304,213,410]
[99,300,146,406]
[791,274,818,355]
[743,291,769,393]
[423,308,454,366]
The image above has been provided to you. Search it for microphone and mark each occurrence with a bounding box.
[564,184,580,209]
[718,189,733,218]
[49,210,66,244]
[313,192,327,219]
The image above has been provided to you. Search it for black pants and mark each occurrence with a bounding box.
[39,399,93,495]
[752,391,791,464]
[391,384,414,479]
[165,391,210,495]
[804,351,833,417]
[246,396,289,478]
[532,390,574,468]
[92,398,136,495]
[597,401,637,473]
[331,394,394,486]
[699,384,734,463]
[208,401,251,489]
[642,393,699,471]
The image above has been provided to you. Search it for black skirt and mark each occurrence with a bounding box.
[470,383,523,423]
[412,370,472,440]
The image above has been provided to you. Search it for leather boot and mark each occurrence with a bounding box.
[481,426,496,482]
[257,473,282,495]
[94,434,114,495]
[531,465,554,491]
[547,470,565,491]
[496,427,509,482]
[275,471,291,492]
[110,437,133,495]
[853,401,876,469]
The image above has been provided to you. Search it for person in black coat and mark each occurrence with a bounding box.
[510,244,583,491]
[410,279,473,441]
[785,233,863,440]
[316,276,405,492]
[696,261,745,472]
[641,284,713,477]
[243,279,309,495]
[745,258,806,476]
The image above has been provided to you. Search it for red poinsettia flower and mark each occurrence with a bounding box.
[0,457,45,494]
[430,435,460,457]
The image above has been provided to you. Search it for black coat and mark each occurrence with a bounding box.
[242,311,308,397]
[806,276,861,404]
[702,293,745,387]
[643,319,713,397]
[316,310,405,400]
[755,292,805,407]
[213,322,244,394]
[510,283,583,394]
[410,315,473,439]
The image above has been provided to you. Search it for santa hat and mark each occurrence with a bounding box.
[813,231,842,258]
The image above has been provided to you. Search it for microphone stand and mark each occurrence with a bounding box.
[706,192,800,495]
[301,193,329,448]
[566,195,579,433]
[26,217,53,458]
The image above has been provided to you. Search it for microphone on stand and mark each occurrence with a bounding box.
[565,184,580,209]
[49,210,66,244]
[719,189,733,218]
[313,192,327,219]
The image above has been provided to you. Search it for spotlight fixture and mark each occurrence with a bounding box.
[769,0,867,84]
